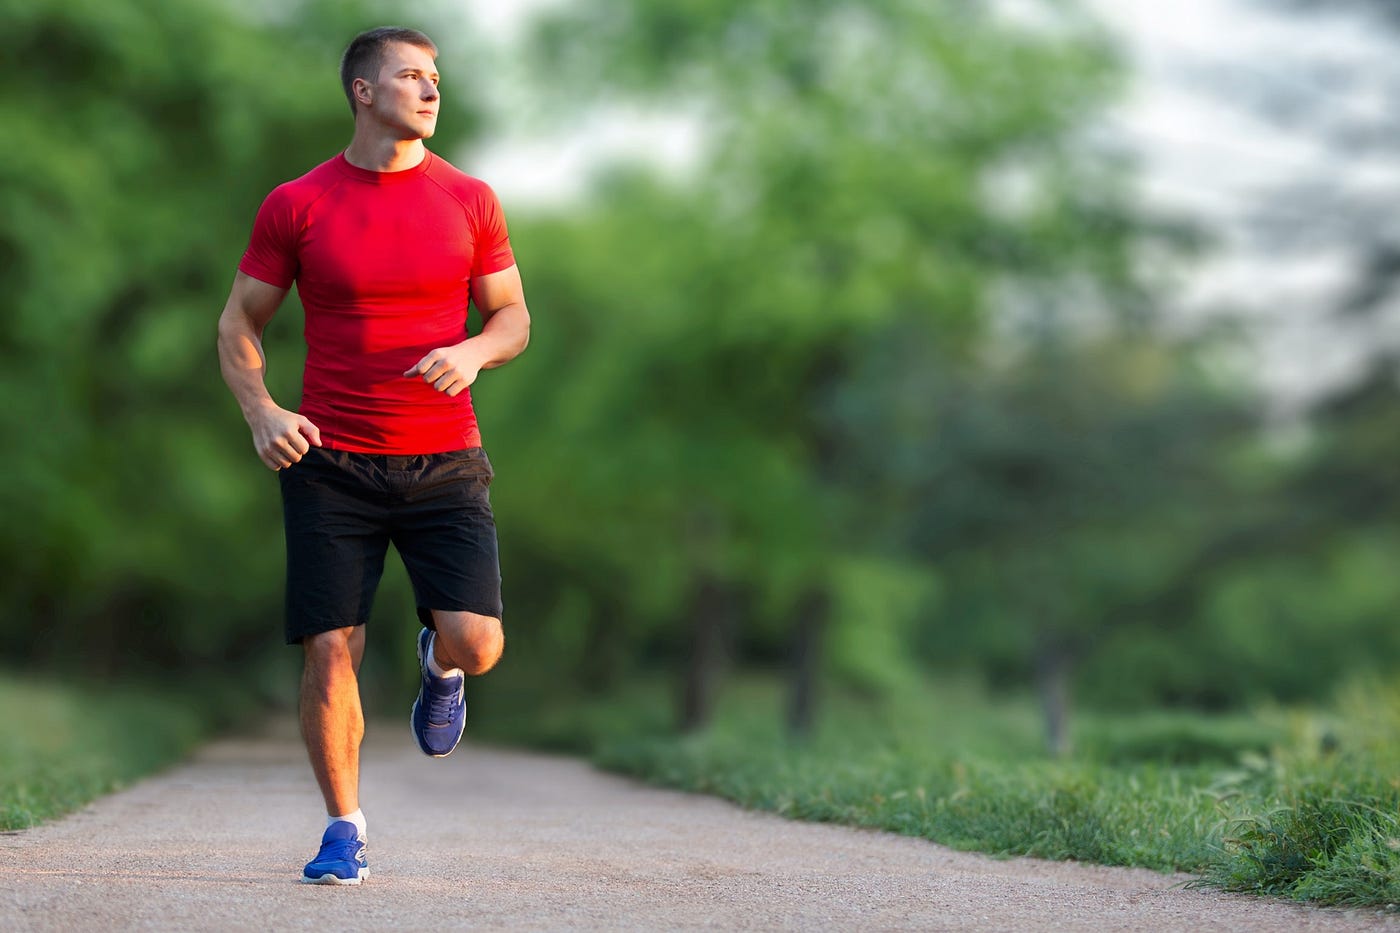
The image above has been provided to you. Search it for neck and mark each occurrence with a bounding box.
[343,132,427,173]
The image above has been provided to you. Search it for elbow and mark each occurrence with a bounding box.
[215,309,246,362]
[216,304,246,342]
[506,302,530,356]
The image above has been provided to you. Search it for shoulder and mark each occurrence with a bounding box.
[263,156,346,211]
[424,153,502,209]
[270,156,344,203]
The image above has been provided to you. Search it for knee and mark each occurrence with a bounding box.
[436,613,504,675]
[460,624,504,676]
[303,628,356,679]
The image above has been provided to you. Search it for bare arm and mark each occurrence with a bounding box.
[404,264,531,396]
[217,270,321,470]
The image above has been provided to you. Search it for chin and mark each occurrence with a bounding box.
[404,119,436,140]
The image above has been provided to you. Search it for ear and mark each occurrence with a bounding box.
[353,77,373,109]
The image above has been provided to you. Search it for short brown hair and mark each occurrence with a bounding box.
[340,27,438,116]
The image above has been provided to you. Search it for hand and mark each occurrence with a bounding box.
[247,403,322,471]
[404,343,483,397]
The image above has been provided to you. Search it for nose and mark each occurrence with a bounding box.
[421,80,438,101]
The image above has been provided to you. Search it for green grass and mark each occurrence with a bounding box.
[478,672,1400,908]
[0,673,215,830]
[1202,784,1400,906]
[1193,679,1400,907]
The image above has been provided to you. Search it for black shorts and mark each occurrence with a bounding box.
[277,446,502,644]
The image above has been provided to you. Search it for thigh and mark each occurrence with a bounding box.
[390,449,503,626]
[279,448,392,644]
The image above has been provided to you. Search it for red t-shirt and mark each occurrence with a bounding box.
[239,151,515,453]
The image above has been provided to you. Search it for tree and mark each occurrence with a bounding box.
[483,0,1181,737]
[837,329,1257,752]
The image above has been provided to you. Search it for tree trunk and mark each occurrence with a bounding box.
[786,589,829,738]
[679,575,731,733]
[579,589,625,694]
[1035,639,1074,758]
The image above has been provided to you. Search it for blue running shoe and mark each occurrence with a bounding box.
[301,820,368,885]
[411,627,466,757]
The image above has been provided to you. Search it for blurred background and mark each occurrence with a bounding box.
[7,0,1400,760]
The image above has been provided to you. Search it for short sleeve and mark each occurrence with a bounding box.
[469,183,515,278]
[238,185,299,288]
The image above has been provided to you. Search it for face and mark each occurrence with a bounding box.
[357,41,440,139]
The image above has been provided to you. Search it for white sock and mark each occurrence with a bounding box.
[329,808,367,838]
[426,633,464,678]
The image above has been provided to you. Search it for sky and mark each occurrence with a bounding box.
[458,0,701,209]
[460,0,1400,409]
[1084,0,1400,409]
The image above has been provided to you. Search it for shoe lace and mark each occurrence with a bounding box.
[317,837,366,865]
[426,673,463,726]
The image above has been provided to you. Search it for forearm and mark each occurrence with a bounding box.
[217,312,278,419]
[464,302,530,370]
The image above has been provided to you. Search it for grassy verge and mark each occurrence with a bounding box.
[477,672,1400,908]
[0,673,219,830]
[1195,679,1400,907]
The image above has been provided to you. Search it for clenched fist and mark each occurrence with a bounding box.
[247,402,322,471]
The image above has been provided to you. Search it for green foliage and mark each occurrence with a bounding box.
[1206,790,1400,906]
[839,333,1257,696]
[1200,678,1400,905]
[485,0,1209,716]
[824,558,934,693]
[1075,710,1284,766]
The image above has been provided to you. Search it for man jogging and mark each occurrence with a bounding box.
[216,26,529,885]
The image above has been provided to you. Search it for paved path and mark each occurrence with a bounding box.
[1,720,1397,931]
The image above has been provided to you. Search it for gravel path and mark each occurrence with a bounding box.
[1,719,1396,931]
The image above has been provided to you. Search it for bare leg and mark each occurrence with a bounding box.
[429,610,504,676]
[301,626,365,816]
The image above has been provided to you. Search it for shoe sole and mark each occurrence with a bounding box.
[300,867,369,885]
[414,631,465,759]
